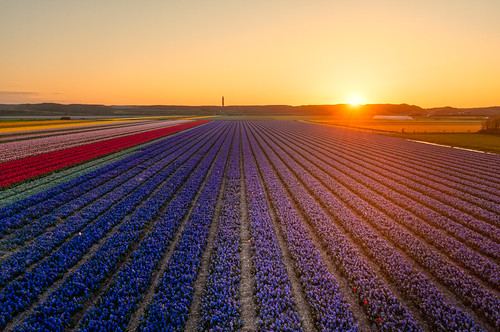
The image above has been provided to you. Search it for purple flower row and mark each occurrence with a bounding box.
[249,122,482,331]
[306,122,500,190]
[0,122,215,237]
[76,124,233,331]
[350,145,500,210]
[255,122,499,327]
[0,124,220,288]
[305,130,500,225]
[327,122,500,173]
[240,126,303,331]
[137,125,234,332]
[244,123,422,331]
[198,126,242,331]
[263,124,500,274]
[0,127,207,253]
[283,122,500,203]
[296,124,500,215]
[0,123,224,330]
[245,125,359,331]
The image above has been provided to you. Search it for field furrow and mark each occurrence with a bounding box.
[242,123,423,330]
[197,122,243,331]
[290,122,500,203]
[0,123,222,286]
[254,123,500,271]
[10,123,230,331]
[311,123,500,189]
[136,124,234,331]
[247,125,361,331]
[247,122,488,330]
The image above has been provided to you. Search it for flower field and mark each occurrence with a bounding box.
[0,120,194,162]
[0,120,498,331]
[0,120,208,187]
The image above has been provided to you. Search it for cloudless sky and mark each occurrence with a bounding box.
[1,0,499,107]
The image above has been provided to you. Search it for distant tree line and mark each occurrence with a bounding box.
[479,115,500,135]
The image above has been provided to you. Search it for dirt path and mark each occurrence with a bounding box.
[183,128,234,331]
[248,132,316,332]
[238,133,258,332]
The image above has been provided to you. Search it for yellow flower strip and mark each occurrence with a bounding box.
[0,120,132,133]
[0,120,92,128]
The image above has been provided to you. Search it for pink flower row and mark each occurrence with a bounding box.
[0,120,189,163]
[0,120,156,143]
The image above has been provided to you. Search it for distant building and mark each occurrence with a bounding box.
[60,116,71,120]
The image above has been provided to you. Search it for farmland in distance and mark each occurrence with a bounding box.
[0,120,498,331]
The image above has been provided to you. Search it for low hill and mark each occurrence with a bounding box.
[0,103,498,117]
[427,106,500,116]
[0,103,424,117]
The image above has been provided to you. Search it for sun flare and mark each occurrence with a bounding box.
[346,93,364,106]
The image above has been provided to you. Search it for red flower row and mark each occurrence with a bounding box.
[0,120,209,188]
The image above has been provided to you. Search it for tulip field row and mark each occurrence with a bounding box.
[0,120,498,331]
[0,120,209,188]
[0,119,110,133]
[0,119,157,143]
[0,135,178,208]
[0,120,192,162]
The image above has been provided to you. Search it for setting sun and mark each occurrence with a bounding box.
[347,93,365,106]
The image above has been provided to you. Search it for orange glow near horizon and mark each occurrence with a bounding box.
[346,93,365,107]
[1,1,499,108]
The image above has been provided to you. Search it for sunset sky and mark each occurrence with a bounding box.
[1,0,499,107]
